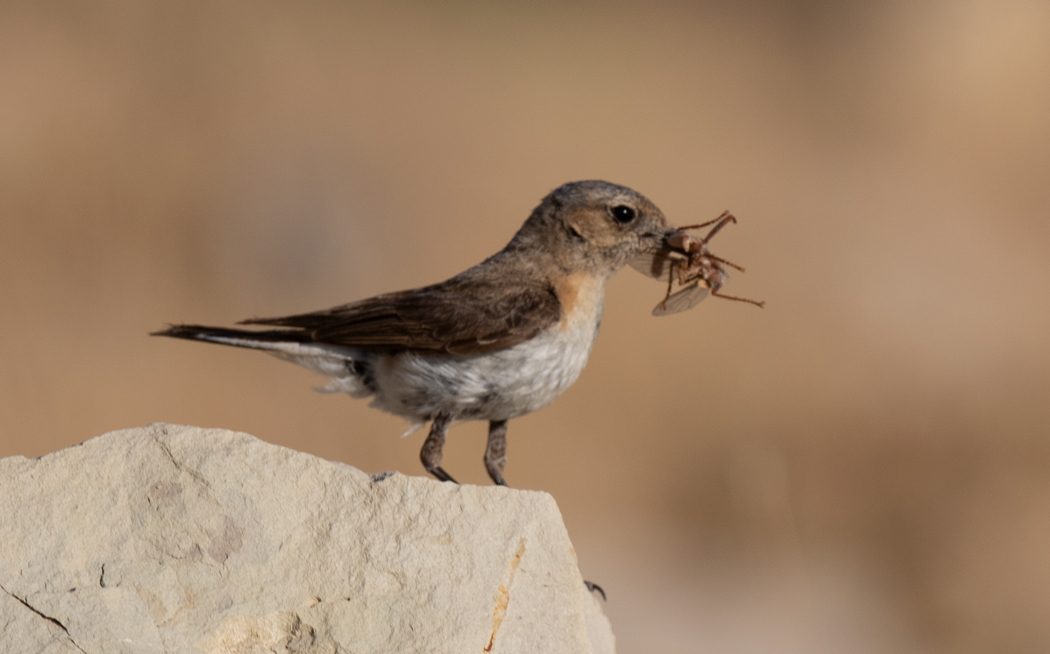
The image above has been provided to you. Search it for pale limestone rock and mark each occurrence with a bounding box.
[0,424,614,654]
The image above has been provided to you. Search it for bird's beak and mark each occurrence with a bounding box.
[628,228,688,280]
[645,229,688,256]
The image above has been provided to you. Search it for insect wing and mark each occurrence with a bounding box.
[652,282,710,316]
[629,249,685,280]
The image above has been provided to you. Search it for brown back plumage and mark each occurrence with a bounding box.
[239,264,561,355]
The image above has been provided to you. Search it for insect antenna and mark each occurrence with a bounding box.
[676,210,733,232]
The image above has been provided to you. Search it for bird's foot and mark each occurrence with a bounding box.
[426,466,458,484]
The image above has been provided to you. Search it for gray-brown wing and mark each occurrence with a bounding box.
[240,277,561,355]
[652,282,710,316]
[628,249,686,280]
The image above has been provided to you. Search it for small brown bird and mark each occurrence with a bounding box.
[154,180,686,486]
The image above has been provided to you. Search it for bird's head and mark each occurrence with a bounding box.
[512,180,676,278]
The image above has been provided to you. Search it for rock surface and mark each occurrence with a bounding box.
[0,424,614,653]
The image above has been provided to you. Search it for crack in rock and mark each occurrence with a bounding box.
[155,437,209,488]
[0,583,87,654]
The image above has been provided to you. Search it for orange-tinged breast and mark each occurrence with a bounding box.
[553,272,605,332]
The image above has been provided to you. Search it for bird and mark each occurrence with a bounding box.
[153,180,681,486]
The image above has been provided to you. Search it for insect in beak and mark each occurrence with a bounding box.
[631,212,765,315]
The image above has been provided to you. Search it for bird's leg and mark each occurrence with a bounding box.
[484,420,509,486]
[421,414,457,483]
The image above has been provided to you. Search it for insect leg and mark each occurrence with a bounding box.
[706,253,747,272]
[659,259,678,311]
[701,212,737,244]
[585,581,607,601]
[711,290,765,308]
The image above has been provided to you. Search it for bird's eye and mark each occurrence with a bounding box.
[611,205,636,224]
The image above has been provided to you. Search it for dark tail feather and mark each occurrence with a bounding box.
[151,324,311,351]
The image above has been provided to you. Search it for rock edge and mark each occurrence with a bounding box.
[0,424,614,654]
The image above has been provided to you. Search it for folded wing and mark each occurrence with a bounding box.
[240,276,561,355]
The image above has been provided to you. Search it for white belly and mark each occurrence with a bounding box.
[367,314,600,422]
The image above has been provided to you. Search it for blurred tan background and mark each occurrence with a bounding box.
[2,0,1049,651]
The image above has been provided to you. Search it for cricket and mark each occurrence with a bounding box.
[630,211,765,315]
